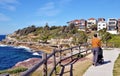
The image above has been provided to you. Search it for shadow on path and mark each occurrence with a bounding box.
[97,60,111,66]
[59,64,73,76]
[103,60,111,64]
[58,56,81,76]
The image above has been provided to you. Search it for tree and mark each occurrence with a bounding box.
[68,23,76,30]
[90,24,97,31]
[44,23,50,30]
[40,31,51,43]
[15,25,36,36]
[72,31,88,45]
[98,28,107,36]
[101,32,112,47]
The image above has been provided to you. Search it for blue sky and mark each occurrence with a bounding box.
[0,0,120,34]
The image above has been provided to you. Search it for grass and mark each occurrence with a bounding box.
[63,58,92,76]
[74,60,92,76]
[31,65,61,76]
[0,67,27,75]
[113,54,120,76]
[31,58,91,76]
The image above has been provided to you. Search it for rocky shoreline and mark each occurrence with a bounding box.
[0,39,54,53]
[13,58,41,69]
[0,41,53,70]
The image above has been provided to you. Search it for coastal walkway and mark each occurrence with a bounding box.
[83,48,120,76]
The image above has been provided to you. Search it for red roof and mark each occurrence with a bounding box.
[88,18,96,20]
[73,19,80,22]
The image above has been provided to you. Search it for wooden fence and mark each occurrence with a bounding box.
[21,43,91,76]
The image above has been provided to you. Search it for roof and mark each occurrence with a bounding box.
[88,18,96,20]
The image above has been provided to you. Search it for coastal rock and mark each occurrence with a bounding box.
[14,58,41,68]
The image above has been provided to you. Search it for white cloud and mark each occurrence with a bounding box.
[40,2,54,10]
[0,0,19,11]
[37,2,61,16]
[0,13,11,21]
[36,0,73,17]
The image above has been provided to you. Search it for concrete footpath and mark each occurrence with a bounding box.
[83,48,120,76]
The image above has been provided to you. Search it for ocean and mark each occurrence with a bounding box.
[0,35,41,70]
[0,35,6,41]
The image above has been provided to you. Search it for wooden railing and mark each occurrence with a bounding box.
[21,43,91,76]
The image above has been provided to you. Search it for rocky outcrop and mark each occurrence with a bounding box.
[13,58,41,68]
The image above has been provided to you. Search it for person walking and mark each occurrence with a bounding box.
[92,33,101,66]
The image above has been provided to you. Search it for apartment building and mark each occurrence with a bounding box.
[87,18,97,28]
[97,18,107,31]
[107,18,118,34]
[78,19,87,31]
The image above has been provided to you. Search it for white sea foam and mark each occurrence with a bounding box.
[0,44,33,52]
[14,45,32,52]
[0,44,8,47]
[33,52,40,56]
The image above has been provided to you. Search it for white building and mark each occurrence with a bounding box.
[87,18,97,28]
[107,18,118,34]
[97,21,107,31]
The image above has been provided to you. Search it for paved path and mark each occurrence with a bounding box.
[83,48,120,76]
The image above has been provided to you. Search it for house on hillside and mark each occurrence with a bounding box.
[97,18,107,31]
[118,19,120,32]
[98,18,105,22]
[78,19,87,31]
[67,19,87,31]
[67,19,80,26]
[107,18,118,34]
[87,18,97,28]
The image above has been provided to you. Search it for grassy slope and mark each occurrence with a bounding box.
[113,54,120,76]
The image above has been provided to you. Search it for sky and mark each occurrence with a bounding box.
[0,0,120,34]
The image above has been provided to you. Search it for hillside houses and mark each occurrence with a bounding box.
[67,18,120,34]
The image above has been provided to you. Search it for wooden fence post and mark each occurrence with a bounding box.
[78,45,81,57]
[42,52,47,76]
[59,45,62,66]
[85,44,88,54]
[70,48,73,61]
[53,50,57,76]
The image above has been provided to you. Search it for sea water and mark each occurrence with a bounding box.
[0,35,41,70]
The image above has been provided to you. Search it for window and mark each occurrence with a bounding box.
[108,26,116,30]
[109,22,115,25]
[87,22,92,24]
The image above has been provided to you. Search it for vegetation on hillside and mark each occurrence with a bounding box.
[13,23,88,45]
[9,23,120,47]
[15,25,37,36]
